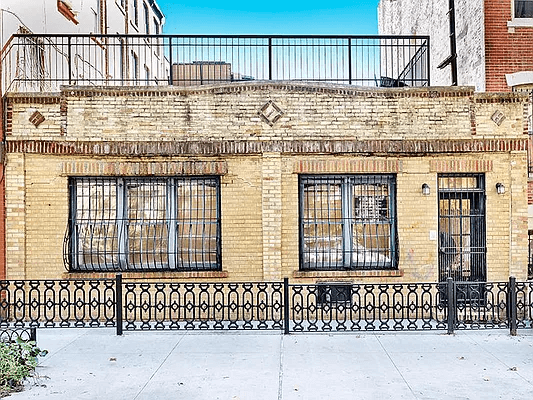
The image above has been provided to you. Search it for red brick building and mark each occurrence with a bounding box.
[378,0,533,92]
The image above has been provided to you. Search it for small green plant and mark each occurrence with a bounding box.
[0,338,48,396]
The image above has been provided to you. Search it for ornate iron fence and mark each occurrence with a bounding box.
[0,276,531,335]
[0,327,36,342]
[0,279,116,328]
[1,34,430,95]
[122,281,283,331]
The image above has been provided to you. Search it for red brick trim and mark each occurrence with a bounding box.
[5,139,528,156]
[429,159,493,173]
[6,94,62,104]
[5,104,12,136]
[61,160,228,176]
[62,271,229,280]
[294,159,402,173]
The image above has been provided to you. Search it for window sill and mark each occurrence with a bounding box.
[293,269,404,279]
[507,19,533,29]
[63,271,229,279]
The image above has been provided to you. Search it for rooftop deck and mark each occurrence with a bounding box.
[1,34,430,95]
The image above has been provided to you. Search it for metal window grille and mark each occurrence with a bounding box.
[437,174,486,282]
[66,176,221,272]
[299,175,397,271]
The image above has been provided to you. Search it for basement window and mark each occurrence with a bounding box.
[299,175,398,271]
[317,283,352,307]
[65,176,221,272]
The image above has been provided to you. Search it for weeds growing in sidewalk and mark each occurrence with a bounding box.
[0,339,47,397]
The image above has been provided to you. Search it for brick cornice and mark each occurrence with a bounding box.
[55,83,477,99]
[5,138,528,156]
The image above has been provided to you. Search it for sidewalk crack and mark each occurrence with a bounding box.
[277,334,284,400]
[375,335,418,399]
[133,332,188,400]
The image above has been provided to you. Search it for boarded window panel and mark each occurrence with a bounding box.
[352,223,392,267]
[68,176,221,272]
[126,179,168,268]
[175,178,219,269]
[75,178,119,269]
[302,181,344,269]
[300,175,397,271]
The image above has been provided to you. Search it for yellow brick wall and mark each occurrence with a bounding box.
[6,85,527,142]
[5,152,528,282]
[3,84,529,283]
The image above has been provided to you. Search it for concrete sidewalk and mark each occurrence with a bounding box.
[9,328,533,400]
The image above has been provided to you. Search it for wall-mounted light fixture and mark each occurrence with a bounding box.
[496,182,505,194]
[422,183,431,196]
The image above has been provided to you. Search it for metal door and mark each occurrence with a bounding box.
[438,174,486,282]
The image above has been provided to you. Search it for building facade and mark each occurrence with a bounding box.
[3,83,529,283]
[378,0,533,93]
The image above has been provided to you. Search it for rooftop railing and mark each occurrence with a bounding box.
[1,34,430,95]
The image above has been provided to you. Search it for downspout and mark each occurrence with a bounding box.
[437,0,458,85]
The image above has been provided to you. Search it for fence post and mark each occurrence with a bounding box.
[508,276,517,336]
[283,277,290,334]
[30,327,37,342]
[446,277,455,335]
[116,274,123,336]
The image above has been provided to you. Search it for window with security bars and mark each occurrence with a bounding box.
[66,176,221,272]
[299,175,397,270]
[438,174,486,282]
[515,0,533,18]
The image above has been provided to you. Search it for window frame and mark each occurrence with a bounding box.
[509,0,533,27]
[514,0,533,18]
[66,176,222,272]
[299,174,398,271]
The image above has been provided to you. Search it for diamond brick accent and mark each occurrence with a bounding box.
[258,101,284,126]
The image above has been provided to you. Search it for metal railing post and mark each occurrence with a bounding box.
[168,37,173,85]
[283,277,290,334]
[115,273,123,336]
[426,37,431,86]
[348,37,352,85]
[508,276,517,336]
[67,36,72,85]
[268,37,273,81]
[446,277,455,335]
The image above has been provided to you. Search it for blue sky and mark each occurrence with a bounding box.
[156,1,380,35]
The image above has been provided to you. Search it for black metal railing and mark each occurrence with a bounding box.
[529,230,533,280]
[0,276,531,335]
[0,279,116,328]
[1,34,430,95]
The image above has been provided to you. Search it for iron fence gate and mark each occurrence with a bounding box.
[0,276,531,335]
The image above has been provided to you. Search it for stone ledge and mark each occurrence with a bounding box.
[55,82,477,99]
[293,269,404,279]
